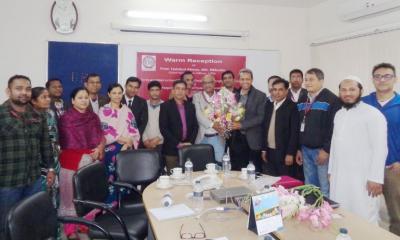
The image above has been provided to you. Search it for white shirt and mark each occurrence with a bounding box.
[90,97,99,114]
[378,95,395,107]
[289,88,301,102]
[329,102,387,224]
[274,98,286,111]
[308,88,323,103]
[125,95,135,107]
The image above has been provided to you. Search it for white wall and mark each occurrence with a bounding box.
[308,0,400,95]
[0,0,311,102]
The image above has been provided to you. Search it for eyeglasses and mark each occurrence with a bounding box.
[373,74,395,81]
[180,223,206,239]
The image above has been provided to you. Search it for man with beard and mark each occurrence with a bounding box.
[329,76,387,224]
[0,75,55,238]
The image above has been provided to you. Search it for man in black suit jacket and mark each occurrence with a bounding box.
[230,68,266,172]
[287,69,308,103]
[122,77,149,139]
[262,79,299,177]
[159,80,198,172]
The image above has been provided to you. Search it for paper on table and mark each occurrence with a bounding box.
[150,203,195,221]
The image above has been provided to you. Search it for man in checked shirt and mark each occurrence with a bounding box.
[0,75,55,238]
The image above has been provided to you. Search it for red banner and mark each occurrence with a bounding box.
[136,52,246,100]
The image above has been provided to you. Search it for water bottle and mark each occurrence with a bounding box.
[185,158,193,181]
[247,161,256,183]
[222,153,231,175]
[192,180,204,212]
[336,228,352,240]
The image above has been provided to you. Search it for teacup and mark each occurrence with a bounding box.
[158,175,170,186]
[206,163,217,172]
[170,167,183,177]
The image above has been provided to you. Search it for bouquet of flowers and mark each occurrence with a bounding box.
[275,185,305,219]
[295,185,334,229]
[203,87,245,138]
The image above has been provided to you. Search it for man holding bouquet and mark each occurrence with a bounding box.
[230,68,267,172]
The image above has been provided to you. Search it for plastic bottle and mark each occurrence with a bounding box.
[192,180,204,212]
[184,158,193,181]
[222,153,231,175]
[336,228,352,240]
[247,161,256,183]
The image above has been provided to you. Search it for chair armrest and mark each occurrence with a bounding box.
[73,199,131,240]
[111,181,142,196]
[73,199,112,210]
[58,216,114,240]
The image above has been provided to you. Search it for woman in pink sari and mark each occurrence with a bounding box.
[58,87,105,239]
[99,83,140,204]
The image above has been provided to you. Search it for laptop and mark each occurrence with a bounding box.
[210,186,252,203]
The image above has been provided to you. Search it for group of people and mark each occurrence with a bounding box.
[0,63,399,238]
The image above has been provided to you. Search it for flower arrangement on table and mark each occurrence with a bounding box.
[203,87,245,138]
[234,184,333,229]
[277,184,334,229]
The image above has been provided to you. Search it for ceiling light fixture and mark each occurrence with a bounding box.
[125,10,208,22]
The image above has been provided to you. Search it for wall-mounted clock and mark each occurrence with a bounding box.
[50,0,78,34]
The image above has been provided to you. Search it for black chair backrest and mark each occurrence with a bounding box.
[116,149,161,186]
[6,191,57,240]
[178,144,215,171]
[73,162,109,216]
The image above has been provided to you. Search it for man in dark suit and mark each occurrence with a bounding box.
[261,78,299,177]
[84,73,108,114]
[159,80,198,172]
[122,77,148,138]
[287,69,307,103]
[230,68,266,172]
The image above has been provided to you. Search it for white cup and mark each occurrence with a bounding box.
[206,163,217,172]
[240,168,248,179]
[158,175,170,186]
[170,167,183,177]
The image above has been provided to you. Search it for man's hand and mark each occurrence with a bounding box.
[143,140,153,149]
[316,149,329,165]
[177,142,191,148]
[231,122,241,130]
[261,151,267,162]
[46,170,56,187]
[296,150,303,165]
[285,155,294,166]
[388,162,400,175]
[367,181,383,197]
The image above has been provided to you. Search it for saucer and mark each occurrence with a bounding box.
[204,169,218,174]
[156,182,173,189]
[170,174,185,180]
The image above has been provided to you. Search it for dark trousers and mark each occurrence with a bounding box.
[263,148,291,177]
[229,131,262,173]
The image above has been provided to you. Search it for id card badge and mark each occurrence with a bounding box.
[300,120,305,132]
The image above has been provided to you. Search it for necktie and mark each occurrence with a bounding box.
[128,100,132,108]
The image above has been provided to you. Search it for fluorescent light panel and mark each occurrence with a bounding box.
[125,10,208,22]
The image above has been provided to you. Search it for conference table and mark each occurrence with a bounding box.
[143,171,400,240]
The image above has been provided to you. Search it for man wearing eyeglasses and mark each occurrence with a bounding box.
[363,62,400,236]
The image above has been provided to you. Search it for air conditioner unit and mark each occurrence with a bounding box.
[110,23,249,38]
[340,0,400,22]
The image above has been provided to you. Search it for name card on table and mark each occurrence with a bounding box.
[247,190,283,236]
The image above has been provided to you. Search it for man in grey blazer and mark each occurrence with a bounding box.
[230,68,267,172]
[193,74,225,164]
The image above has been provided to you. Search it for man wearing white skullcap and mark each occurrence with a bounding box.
[328,75,388,223]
